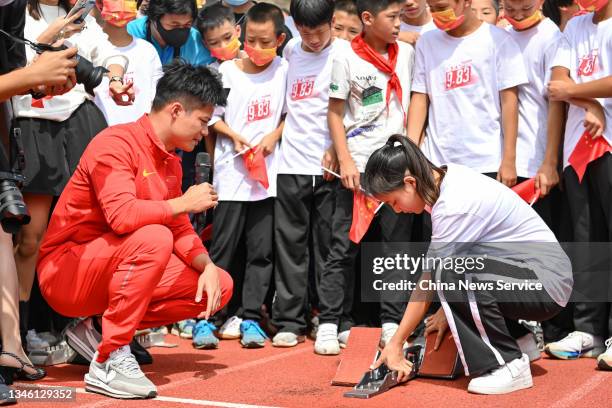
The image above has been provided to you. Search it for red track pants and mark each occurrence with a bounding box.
[38,224,233,362]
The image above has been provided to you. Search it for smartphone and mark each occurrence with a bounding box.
[67,0,97,24]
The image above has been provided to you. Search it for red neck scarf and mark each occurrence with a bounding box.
[350,33,403,113]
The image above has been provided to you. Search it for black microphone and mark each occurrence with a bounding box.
[195,152,211,185]
[194,152,211,235]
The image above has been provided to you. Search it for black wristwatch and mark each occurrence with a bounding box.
[29,89,46,99]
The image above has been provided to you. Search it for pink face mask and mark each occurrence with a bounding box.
[575,0,608,11]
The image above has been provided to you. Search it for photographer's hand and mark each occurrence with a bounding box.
[29,48,78,91]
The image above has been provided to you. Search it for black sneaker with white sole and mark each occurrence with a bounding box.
[85,347,157,399]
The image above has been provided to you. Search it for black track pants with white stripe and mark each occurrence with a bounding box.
[436,258,562,376]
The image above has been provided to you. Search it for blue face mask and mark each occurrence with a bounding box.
[224,0,249,6]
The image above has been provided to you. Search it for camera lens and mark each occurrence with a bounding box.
[75,55,109,96]
[0,179,30,234]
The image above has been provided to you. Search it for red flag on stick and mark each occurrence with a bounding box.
[349,190,381,244]
[568,131,612,183]
[512,178,540,206]
[243,148,269,189]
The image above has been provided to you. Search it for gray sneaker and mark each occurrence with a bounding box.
[65,318,102,363]
[85,347,157,399]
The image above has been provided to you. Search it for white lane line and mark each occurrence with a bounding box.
[547,371,609,408]
[158,346,311,393]
[80,347,310,408]
[73,387,281,408]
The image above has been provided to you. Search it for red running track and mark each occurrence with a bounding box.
[13,337,612,408]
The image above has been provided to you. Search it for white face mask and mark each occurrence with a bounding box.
[0,0,16,6]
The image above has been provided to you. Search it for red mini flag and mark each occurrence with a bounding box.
[512,178,540,206]
[243,148,269,189]
[568,131,612,183]
[349,190,381,244]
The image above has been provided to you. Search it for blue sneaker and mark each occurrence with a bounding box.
[192,320,219,349]
[240,320,267,348]
[171,319,196,339]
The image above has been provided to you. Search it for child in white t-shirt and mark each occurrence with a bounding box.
[543,0,612,371]
[271,0,343,349]
[206,3,288,349]
[399,0,436,44]
[471,0,500,24]
[197,3,244,160]
[197,3,243,71]
[365,135,572,395]
[409,0,528,187]
[504,0,567,219]
[94,0,163,126]
[322,0,415,355]
[331,0,363,41]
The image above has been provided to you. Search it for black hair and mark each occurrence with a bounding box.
[244,2,285,36]
[152,59,226,111]
[334,0,359,16]
[491,0,500,14]
[364,135,446,206]
[146,0,197,22]
[27,0,71,21]
[290,0,334,28]
[196,3,236,35]
[542,0,574,26]
[355,0,405,19]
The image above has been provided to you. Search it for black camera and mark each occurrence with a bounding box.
[0,128,30,234]
[0,28,109,95]
[45,44,109,96]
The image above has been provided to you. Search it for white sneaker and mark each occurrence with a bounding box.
[597,337,612,371]
[338,330,350,349]
[218,316,242,340]
[314,323,340,355]
[26,330,50,350]
[544,331,605,360]
[37,332,59,346]
[468,353,533,395]
[272,332,304,348]
[85,346,157,399]
[517,333,541,362]
[379,323,399,349]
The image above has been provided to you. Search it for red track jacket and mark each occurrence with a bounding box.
[38,115,207,270]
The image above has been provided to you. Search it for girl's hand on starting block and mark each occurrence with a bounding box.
[370,342,413,383]
[424,307,449,351]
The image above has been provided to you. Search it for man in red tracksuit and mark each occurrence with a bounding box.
[36,61,233,400]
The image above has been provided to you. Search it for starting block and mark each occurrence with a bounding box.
[336,327,463,399]
[344,346,421,399]
[332,327,381,386]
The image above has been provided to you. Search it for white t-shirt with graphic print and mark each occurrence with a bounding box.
[329,39,414,172]
[555,14,612,168]
[507,18,567,178]
[278,38,345,175]
[413,23,528,174]
[212,57,288,201]
[94,38,163,126]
